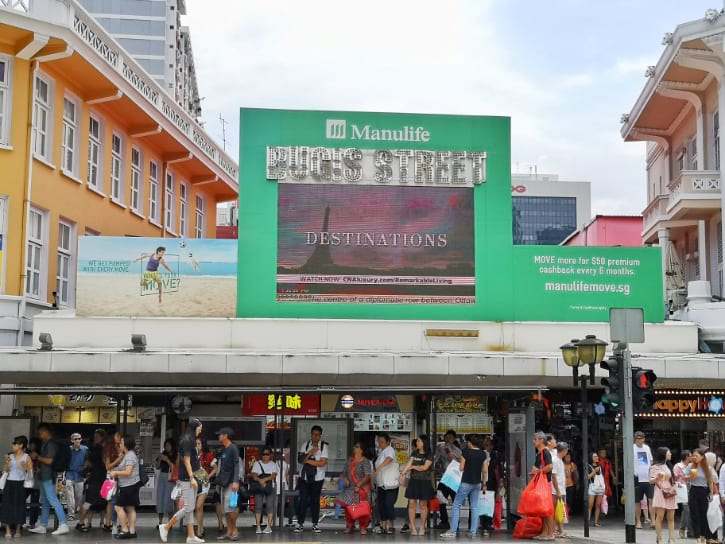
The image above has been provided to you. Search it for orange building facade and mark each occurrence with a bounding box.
[0,0,238,345]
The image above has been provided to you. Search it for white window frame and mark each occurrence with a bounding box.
[87,114,103,192]
[130,147,143,216]
[56,219,76,307]
[179,182,188,237]
[149,160,160,225]
[689,136,698,170]
[110,132,125,204]
[676,148,686,173]
[165,170,176,232]
[0,54,13,147]
[32,73,54,163]
[25,207,48,300]
[61,94,80,177]
[195,194,205,238]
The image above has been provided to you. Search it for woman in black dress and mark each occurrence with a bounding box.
[401,436,434,536]
[75,429,108,532]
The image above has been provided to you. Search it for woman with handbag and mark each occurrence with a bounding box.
[109,434,141,539]
[374,433,399,534]
[0,435,31,538]
[401,436,435,536]
[155,438,177,526]
[685,449,718,544]
[587,452,605,527]
[103,431,124,533]
[251,448,278,535]
[336,442,372,535]
[674,450,692,539]
[649,447,677,544]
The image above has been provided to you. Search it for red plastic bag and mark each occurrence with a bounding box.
[428,497,440,512]
[513,517,543,539]
[518,473,555,517]
[493,497,503,530]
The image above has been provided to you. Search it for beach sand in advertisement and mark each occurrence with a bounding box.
[76,274,237,317]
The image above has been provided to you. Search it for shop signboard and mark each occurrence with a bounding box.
[322,411,413,432]
[243,394,320,416]
[637,390,725,418]
[435,395,487,413]
[334,394,400,412]
[238,108,663,322]
[76,236,237,317]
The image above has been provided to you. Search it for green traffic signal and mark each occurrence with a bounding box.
[600,355,623,410]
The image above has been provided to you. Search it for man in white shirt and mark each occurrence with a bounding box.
[294,425,328,534]
[633,431,653,529]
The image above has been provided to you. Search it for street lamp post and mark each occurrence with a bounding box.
[560,334,608,539]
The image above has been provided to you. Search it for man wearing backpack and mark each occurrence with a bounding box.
[65,433,88,521]
[28,423,69,535]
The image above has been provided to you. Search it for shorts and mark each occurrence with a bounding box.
[634,480,653,503]
[116,483,140,508]
[222,485,238,514]
[143,271,160,283]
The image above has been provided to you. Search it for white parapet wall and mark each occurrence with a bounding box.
[32,310,699,354]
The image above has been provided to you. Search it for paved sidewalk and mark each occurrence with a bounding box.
[16,509,679,543]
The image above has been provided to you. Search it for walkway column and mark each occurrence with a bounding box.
[699,219,707,281]
[719,79,725,296]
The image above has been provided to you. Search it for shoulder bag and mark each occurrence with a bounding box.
[249,462,274,495]
[345,459,371,520]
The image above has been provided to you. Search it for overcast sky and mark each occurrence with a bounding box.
[184,0,717,216]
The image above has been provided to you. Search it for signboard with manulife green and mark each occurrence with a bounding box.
[237,108,663,322]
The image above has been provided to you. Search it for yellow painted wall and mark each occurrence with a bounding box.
[0,50,219,305]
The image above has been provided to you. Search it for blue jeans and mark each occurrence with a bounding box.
[450,482,480,534]
[39,479,67,526]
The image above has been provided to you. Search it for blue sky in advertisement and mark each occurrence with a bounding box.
[185,0,713,216]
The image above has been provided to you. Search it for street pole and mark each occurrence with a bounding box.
[621,343,636,543]
[581,372,589,539]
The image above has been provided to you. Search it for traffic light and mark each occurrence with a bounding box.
[632,368,657,411]
[600,354,624,410]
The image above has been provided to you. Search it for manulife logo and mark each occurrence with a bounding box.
[325,119,430,143]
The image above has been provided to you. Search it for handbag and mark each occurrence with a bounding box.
[440,460,462,493]
[346,500,371,520]
[100,477,117,500]
[23,470,34,489]
[589,466,606,494]
[478,490,495,518]
[168,462,179,483]
[0,471,7,490]
[399,473,409,487]
[249,462,274,495]
[708,494,723,533]
[170,481,183,501]
[193,468,209,486]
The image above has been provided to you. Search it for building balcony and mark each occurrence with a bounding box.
[642,195,669,242]
[666,170,721,219]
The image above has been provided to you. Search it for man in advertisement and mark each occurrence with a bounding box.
[294,425,328,534]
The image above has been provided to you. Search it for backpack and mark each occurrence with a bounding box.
[138,462,149,486]
[52,442,72,473]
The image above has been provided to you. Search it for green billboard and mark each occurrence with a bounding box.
[238,108,663,322]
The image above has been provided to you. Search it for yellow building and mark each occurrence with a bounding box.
[0,0,238,345]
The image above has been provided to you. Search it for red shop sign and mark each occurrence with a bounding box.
[243,394,320,416]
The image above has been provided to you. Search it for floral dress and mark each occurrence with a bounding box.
[336,457,372,506]
[649,463,677,510]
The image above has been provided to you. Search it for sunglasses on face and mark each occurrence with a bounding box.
[262,452,271,456]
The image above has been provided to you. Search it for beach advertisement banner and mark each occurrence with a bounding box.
[76,237,237,317]
[277,184,475,304]
[238,108,663,322]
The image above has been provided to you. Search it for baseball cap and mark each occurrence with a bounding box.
[634,431,645,438]
[71,433,82,440]
[215,427,234,438]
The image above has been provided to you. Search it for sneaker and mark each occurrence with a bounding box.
[51,524,70,535]
[293,525,303,533]
[440,530,457,539]
[28,527,46,534]
[401,524,410,533]
[256,527,262,535]
[262,526,272,534]
[186,537,206,544]
[75,523,89,533]
[112,525,119,535]
[159,524,169,543]
[312,525,321,534]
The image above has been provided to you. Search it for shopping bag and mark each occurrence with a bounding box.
[676,482,688,504]
[554,498,565,524]
[0,472,7,490]
[513,516,543,539]
[170,481,183,501]
[428,497,440,512]
[708,496,722,533]
[100,478,116,500]
[440,460,462,493]
[601,495,609,515]
[478,490,495,518]
[346,500,371,520]
[518,473,555,518]
[590,473,606,494]
[563,502,570,524]
[493,497,503,530]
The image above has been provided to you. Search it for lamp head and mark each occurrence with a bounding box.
[559,339,580,368]
[576,334,608,365]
